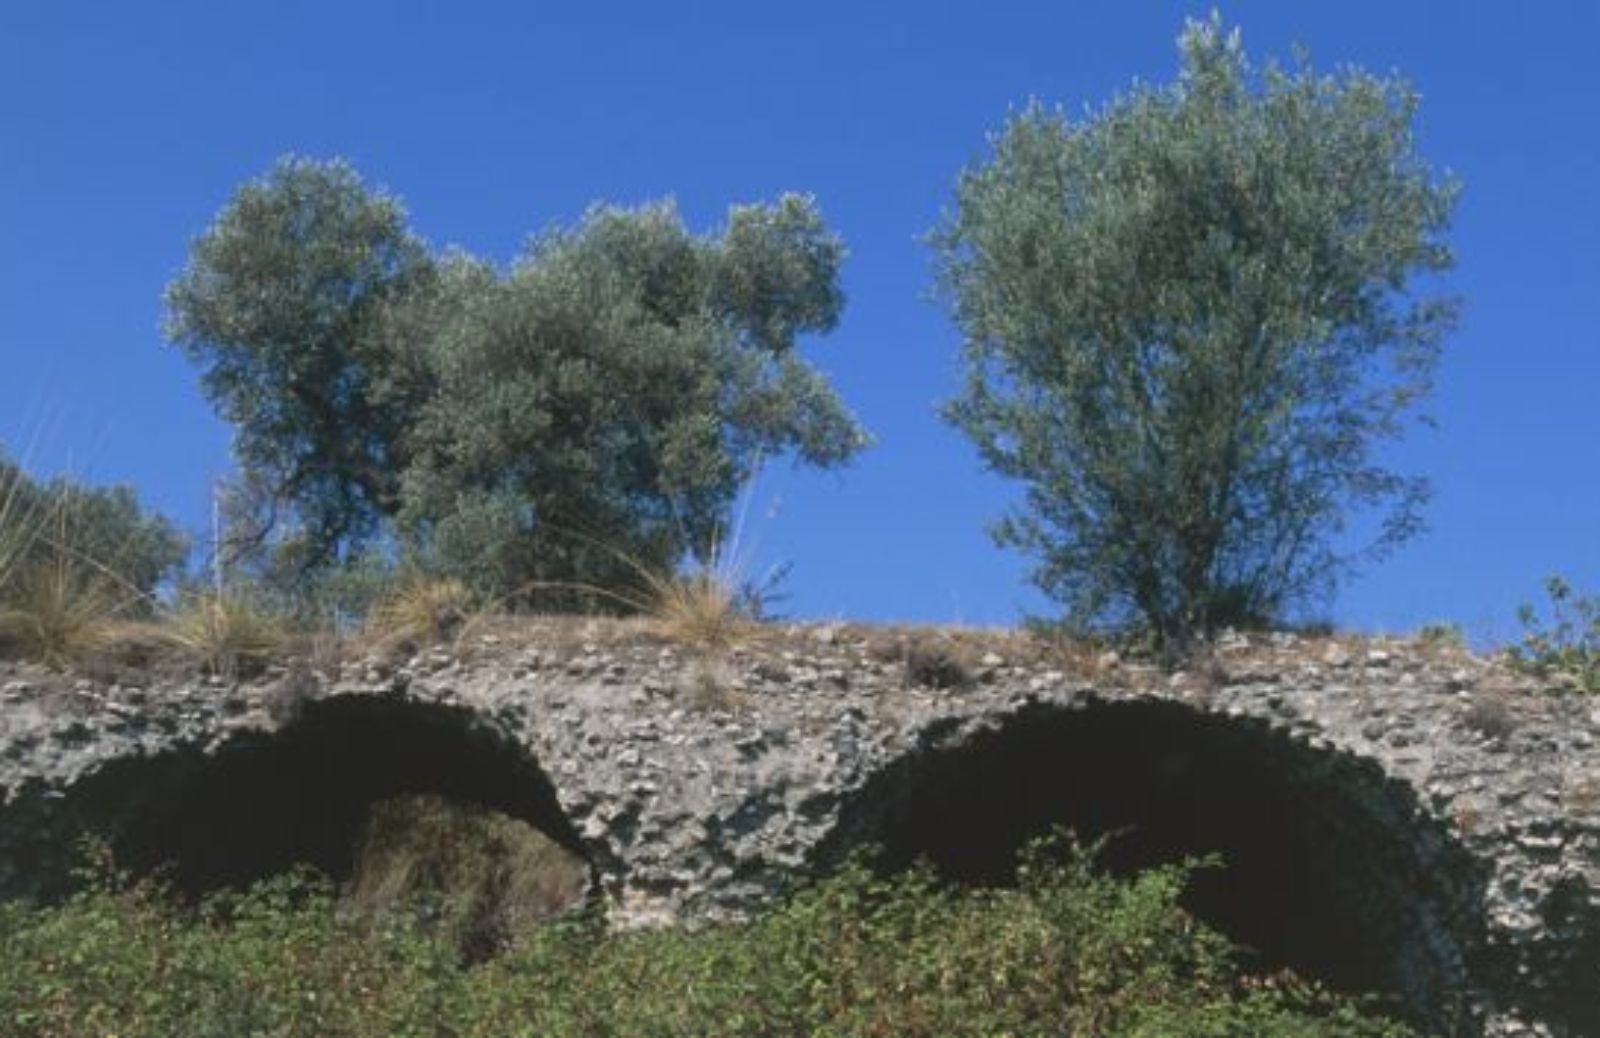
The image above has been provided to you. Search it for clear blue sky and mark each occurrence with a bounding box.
[2,1,1596,642]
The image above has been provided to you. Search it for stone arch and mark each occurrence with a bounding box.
[823,698,1490,1035]
[18,696,591,905]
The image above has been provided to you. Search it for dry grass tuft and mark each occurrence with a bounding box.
[677,657,743,711]
[634,564,753,647]
[0,472,112,666]
[511,545,763,649]
[1461,691,1518,741]
[368,575,473,645]
[0,463,42,594]
[160,592,284,679]
[0,558,129,666]
[901,636,975,690]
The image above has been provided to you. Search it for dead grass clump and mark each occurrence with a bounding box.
[642,566,753,647]
[678,657,742,711]
[0,483,149,667]
[1461,691,1518,741]
[292,628,355,678]
[66,620,176,683]
[509,519,785,649]
[368,576,473,645]
[903,638,974,690]
[864,630,982,691]
[1564,773,1600,814]
[0,559,129,666]
[346,793,590,963]
[160,592,283,680]
[0,461,43,593]
[517,560,756,649]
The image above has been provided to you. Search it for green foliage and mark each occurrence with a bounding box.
[166,161,865,607]
[1509,575,1600,693]
[165,158,436,568]
[930,15,1457,653]
[399,197,863,601]
[0,838,1417,1038]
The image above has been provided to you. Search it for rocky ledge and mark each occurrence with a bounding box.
[1,621,1596,1037]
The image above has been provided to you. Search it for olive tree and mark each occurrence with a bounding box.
[165,158,436,568]
[399,197,865,599]
[931,16,1457,651]
[167,160,864,601]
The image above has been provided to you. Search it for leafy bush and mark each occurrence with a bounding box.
[0,837,1417,1038]
[1509,575,1599,693]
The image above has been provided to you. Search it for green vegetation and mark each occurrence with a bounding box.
[0,838,1415,1038]
[166,161,865,608]
[930,15,1457,654]
[1509,575,1600,693]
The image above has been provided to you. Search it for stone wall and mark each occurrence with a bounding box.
[1,623,1596,1036]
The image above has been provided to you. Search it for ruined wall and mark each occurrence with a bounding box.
[1,625,1596,1036]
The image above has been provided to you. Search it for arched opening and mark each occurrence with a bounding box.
[37,697,592,909]
[824,699,1488,1034]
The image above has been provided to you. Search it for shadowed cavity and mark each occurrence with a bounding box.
[829,699,1487,1033]
[47,697,591,906]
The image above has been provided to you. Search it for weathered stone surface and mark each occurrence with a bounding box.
[0,623,1595,1036]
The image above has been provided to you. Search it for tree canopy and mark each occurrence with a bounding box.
[931,15,1458,650]
[165,158,436,567]
[166,159,865,602]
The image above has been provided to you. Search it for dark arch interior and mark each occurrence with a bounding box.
[56,697,590,899]
[830,700,1486,1031]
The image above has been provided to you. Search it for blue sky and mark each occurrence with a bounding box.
[2,1,1596,641]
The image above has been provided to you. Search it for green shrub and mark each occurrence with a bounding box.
[0,837,1417,1038]
[1509,575,1600,693]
